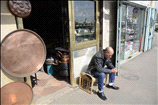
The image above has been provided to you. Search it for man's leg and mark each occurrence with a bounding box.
[94,72,107,100]
[109,73,115,84]
[94,72,105,92]
[107,73,119,90]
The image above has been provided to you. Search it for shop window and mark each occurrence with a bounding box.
[119,4,144,60]
[126,6,140,57]
[74,1,96,43]
[120,4,126,60]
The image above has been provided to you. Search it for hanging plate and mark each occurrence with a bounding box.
[1,82,33,105]
[1,29,46,77]
[8,0,32,18]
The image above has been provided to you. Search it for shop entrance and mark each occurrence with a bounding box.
[23,1,70,85]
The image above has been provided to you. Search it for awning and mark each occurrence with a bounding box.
[120,1,148,8]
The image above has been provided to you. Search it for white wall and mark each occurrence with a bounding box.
[73,46,97,78]
[1,1,24,87]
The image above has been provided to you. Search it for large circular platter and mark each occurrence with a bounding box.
[1,81,33,105]
[8,0,32,18]
[1,29,46,77]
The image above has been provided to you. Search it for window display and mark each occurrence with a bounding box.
[74,1,96,43]
[120,4,126,60]
[119,4,144,59]
[126,6,140,57]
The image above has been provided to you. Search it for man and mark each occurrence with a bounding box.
[86,47,119,100]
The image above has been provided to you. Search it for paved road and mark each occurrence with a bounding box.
[39,32,158,105]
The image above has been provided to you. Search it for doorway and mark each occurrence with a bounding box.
[23,1,70,85]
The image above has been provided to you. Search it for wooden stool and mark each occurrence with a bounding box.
[79,72,108,94]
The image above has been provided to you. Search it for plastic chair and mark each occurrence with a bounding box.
[79,72,108,94]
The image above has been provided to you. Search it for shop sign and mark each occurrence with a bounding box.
[132,14,137,18]
[133,8,138,14]
[132,7,138,18]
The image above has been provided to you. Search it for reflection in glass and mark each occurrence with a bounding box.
[126,6,140,56]
[74,1,96,43]
[120,4,126,60]
[127,6,139,41]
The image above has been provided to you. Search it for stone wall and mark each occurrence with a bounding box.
[100,1,117,65]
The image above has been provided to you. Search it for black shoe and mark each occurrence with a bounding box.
[97,92,107,101]
[106,84,119,90]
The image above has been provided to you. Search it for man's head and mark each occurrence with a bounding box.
[103,47,114,58]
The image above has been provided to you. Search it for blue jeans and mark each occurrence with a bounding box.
[94,71,115,91]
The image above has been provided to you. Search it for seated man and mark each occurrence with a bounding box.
[86,47,119,100]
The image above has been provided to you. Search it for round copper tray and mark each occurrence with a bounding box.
[8,0,32,18]
[1,29,46,77]
[1,81,33,105]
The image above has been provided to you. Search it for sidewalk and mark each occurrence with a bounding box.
[35,32,158,105]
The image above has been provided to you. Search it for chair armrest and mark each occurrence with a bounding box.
[80,72,96,81]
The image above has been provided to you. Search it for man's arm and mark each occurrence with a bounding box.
[94,57,111,74]
[107,58,115,69]
[107,59,117,73]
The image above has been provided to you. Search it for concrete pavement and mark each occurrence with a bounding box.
[35,32,158,105]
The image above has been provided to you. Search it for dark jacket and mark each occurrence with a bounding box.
[87,50,115,76]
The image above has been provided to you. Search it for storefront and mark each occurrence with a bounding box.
[1,0,156,87]
[22,1,100,85]
[2,0,157,104]
[115,1,157,74]
[1,0,100,88]
[1,0,101,104]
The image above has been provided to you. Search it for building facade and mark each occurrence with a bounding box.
[1,1,157,104]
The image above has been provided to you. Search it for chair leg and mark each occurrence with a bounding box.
[90,81,94,94]
[79,73,98,94]
[79,75,81,88]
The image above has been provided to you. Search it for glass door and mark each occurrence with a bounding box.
[68,1,99,85]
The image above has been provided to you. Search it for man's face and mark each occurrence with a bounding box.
[104,51,114,58]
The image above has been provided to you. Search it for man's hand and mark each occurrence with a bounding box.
[111,68,117,73]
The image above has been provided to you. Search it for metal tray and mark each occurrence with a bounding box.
[1,81,33,105]
[8,0,32,18]
[1,29,46,77]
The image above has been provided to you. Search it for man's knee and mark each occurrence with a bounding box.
[99,72,105,79]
